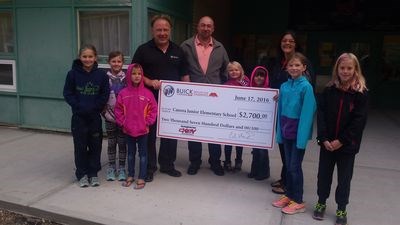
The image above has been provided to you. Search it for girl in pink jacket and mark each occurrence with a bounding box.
[115,63,157,189]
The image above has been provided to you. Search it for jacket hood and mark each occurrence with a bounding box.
[125,63,145,89]
[250,66,269,88]
[72,59,99,73]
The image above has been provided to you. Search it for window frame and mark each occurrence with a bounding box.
[0,9,14,56]
[76,8,131,63]
[0,59,16,92]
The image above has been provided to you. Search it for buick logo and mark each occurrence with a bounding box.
[163,85,175,97]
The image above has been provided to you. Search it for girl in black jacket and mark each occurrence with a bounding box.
[313,53,368,225]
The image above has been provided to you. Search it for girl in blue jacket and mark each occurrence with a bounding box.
[272,53,316,214]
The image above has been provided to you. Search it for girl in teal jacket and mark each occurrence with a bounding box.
[272,53,316,215]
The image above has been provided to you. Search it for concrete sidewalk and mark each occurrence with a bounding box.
[0,109,399,225]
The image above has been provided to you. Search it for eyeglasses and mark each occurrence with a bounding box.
[281,39,295,44]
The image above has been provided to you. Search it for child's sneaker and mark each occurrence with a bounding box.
[118,168,127,181]
[79,175,89,188]
[272,195,291,208]
[312,203,326,220]
[106,167,116,181]
[281,201,306,214]
[90,176,100,187]
[335,210,348,225]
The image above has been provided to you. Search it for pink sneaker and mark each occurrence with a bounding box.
[282,201,306,214]
[272,195,291,208]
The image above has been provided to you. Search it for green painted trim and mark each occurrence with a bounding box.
[18,93,64,100]
[13,5,73,8]
[0,91,17,96]
[13,4,20,125]
[76,7,131,11]
[0,53,14,58]
[70,5,77,60]
[18,124,70,133]
[13,3,132,8]
[74,4,132,7]
[74,0,131,7]
[146,2,190,20]
[131,0,146,50]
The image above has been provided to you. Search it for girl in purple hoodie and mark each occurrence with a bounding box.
[103,51,127,182]
[114,64,158,189]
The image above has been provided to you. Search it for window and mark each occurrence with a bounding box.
[0,60,16,91]
[0,11,13,53]
[318,42,336,67]
[78,10,130,57]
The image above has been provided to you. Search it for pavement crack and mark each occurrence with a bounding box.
[25,181,74,207]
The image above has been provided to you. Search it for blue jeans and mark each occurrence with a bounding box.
[126,134,148,180]
[283,138,305,203]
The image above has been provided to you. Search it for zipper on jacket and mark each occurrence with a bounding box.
[335,91,345,138]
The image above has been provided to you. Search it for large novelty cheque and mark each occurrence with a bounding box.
[157,81,278,149]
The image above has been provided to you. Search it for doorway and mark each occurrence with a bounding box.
[307,32,380,93]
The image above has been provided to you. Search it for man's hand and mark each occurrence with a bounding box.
[151,79,161,90]
[273,94,279,102]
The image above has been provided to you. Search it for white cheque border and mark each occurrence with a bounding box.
[157,80,278,149]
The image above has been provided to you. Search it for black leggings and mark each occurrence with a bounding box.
[71,114,103,180]
[317,148,355,210]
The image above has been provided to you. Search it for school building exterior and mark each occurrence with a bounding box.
[0,0,399,131]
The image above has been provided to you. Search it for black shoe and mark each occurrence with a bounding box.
[223,161,233,172]
[247,172,256,178]
[255,175,270,181]
[187,165,199,175]
[145,173,154,182]
[211,164,224,176]
[233,160,242,172]
[312,203,326,221]
[160,168,182,177]
[335,210,347,225]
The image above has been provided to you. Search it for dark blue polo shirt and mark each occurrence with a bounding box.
[132,39,187,82]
